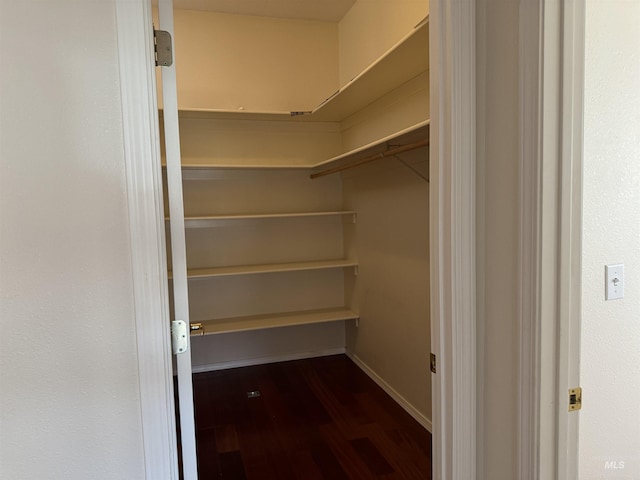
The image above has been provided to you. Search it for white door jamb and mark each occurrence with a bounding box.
[115,0,179,478]
[517,0,586,478]
[429,1,477,478]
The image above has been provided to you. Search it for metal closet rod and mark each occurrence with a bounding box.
[310,138,429,179]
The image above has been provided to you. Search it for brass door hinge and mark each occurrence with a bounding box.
[154,28,173,67]
[430,353,437,373]
[569,387,582,411]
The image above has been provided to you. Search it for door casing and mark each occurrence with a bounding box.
[114,0,180,478]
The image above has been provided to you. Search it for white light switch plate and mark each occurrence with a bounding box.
[605,264,624,300]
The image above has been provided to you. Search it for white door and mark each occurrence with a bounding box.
[157,0,198,478]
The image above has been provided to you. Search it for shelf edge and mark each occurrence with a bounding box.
[192,308,360,335]
[312,120,430,169]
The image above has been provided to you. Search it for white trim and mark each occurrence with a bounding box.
[518,1,543,478]
[518,1,586,478]
[514,1,587,478]
[556,1,585,478]
[537,2,564,476]
[346,352,433,433]
[475,4,487,476]
[115,1,178,479]
[429,1,476,478]
[157,1,199,478]
[191,348,346,373]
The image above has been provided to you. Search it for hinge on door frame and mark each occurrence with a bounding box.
[569,387,582,411]
[430,353,437,373]
[154,28,173,67]
[171,320,187,355]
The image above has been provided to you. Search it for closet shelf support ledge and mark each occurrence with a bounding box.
[310,139,429,179]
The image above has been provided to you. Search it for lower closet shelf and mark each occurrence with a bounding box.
[190,308,359,335]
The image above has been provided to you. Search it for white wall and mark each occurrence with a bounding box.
[0,1,146,478]
[579,1,640,477]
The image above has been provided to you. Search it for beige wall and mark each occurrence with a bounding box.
[0,1,145,479]
[174,116,342,166]
[338,0,429,86]
[168,10,339,111]
[476,0,520,478]
[343,148,430,423]
[580,1,640,476]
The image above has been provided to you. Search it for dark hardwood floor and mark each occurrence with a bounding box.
[181,354,431,479]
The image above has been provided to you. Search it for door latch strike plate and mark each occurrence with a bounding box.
[430,353,437,373]
[190,322,204,336]
[569,387,582,411]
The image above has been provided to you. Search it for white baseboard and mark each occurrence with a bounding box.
[345,351,433,433]
[190,347,346,374]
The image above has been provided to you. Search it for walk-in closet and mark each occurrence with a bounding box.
[157,1,432,477]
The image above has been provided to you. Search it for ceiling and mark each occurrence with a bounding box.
[166,0,357,22]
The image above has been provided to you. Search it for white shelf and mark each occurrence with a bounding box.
[166,109,298,122]
[191,308,359,335]
[179,163,311,170]
[164,121,429,175]
[172,163,316,180]
[177,259,358,279]
[171,211,356,228]
[166,16,429,123]
[168,259,357,280]
[310,121,430,178]
[310,16,429,122]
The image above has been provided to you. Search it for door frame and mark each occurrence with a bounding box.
[517,0,586,478]
[156,0,199,477]
[428,1,477,478]
[115,0,179,478]
[551,0,586,478]
[115,0,479,478]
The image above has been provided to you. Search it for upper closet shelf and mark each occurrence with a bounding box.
[311,120,429,179]
[178,163,310,171]
[309,16,429,122]
[170,16,429,123]
[163,120,429,177]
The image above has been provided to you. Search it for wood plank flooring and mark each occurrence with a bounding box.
[180,354,431,479]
